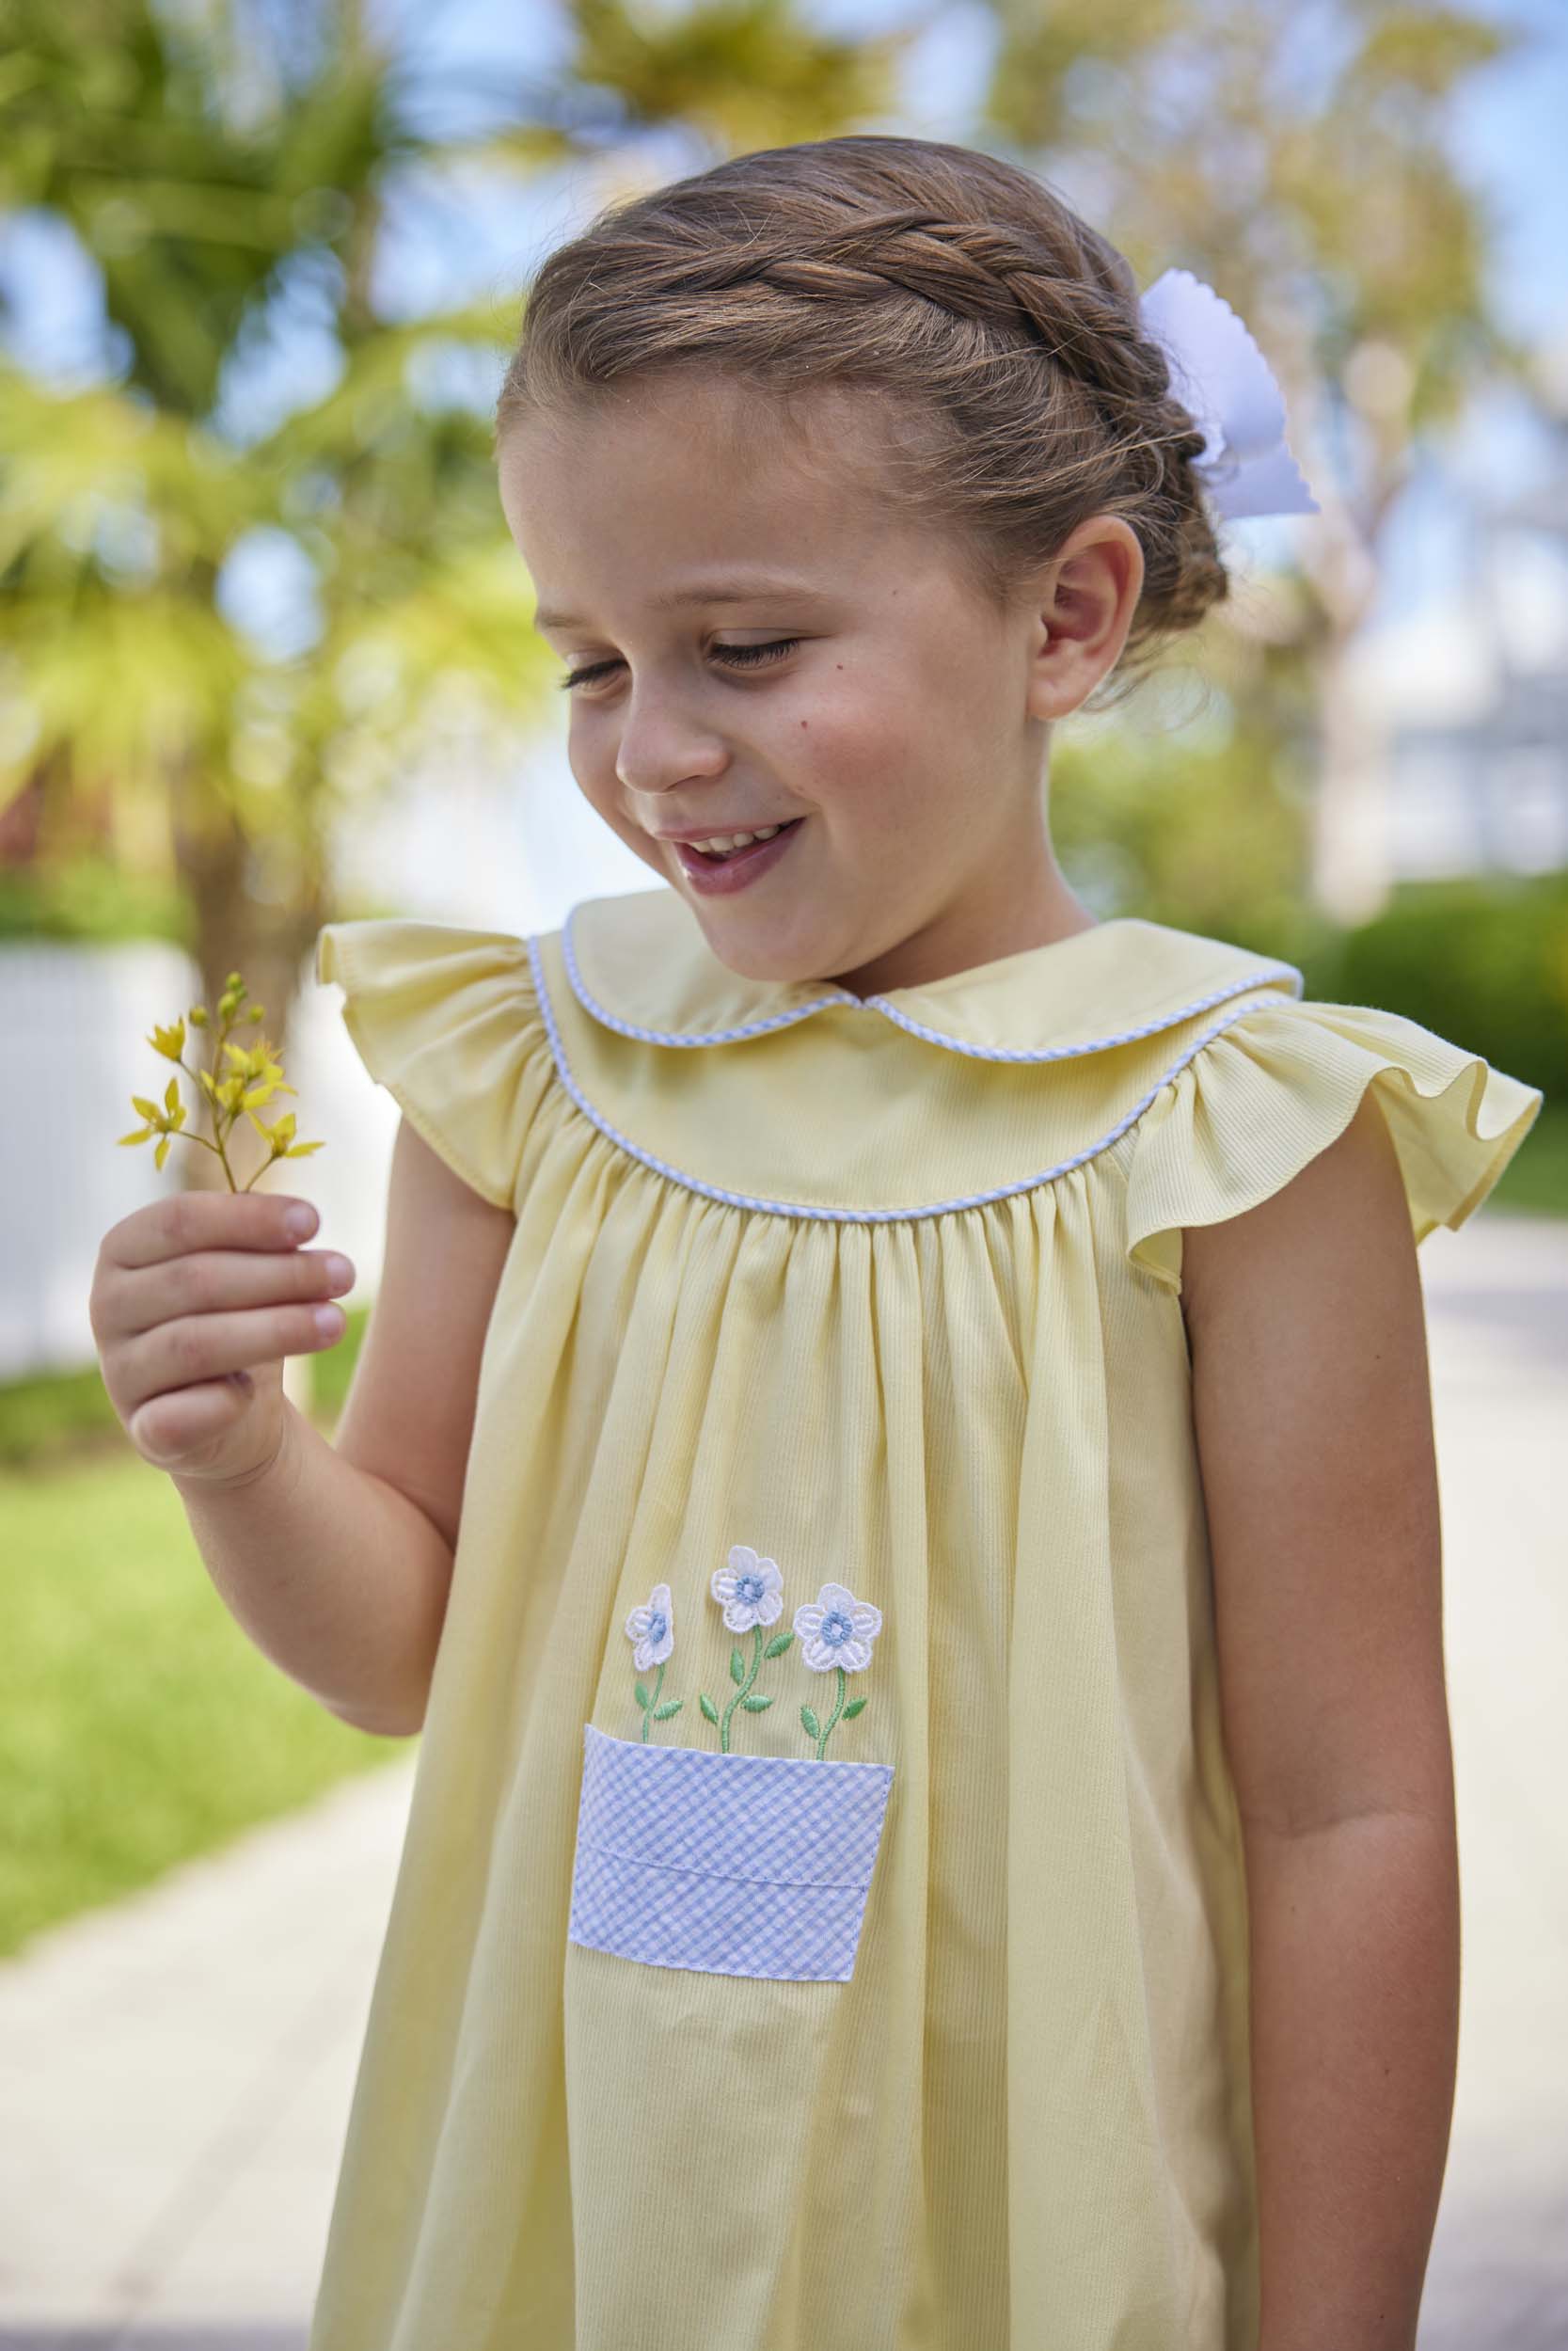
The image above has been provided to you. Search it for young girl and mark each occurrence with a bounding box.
[103,135,1542,2350]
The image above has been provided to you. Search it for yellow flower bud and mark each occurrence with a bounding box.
[117,964,325,1189]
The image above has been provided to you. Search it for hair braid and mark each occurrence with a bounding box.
[499,135,1229,700]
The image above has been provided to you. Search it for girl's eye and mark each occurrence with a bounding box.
[556,640,801,691]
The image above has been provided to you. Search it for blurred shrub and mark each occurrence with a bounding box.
[1306,873,1568,1104]
[0,856,406,945]
[0,1303,369,1468]
[0,856,192,946]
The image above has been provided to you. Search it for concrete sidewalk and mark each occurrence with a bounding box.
[1,1210,1564,2348]
[0,1754,414,2346]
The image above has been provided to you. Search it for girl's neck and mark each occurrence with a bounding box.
[827,878,1101,999]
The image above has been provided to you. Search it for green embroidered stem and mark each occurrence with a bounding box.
[800,1665,869,1758]
[815,1663,847,1759]
[700,1622,792,1749]
[633,1660,684,1742]
[720,1625,762,1753]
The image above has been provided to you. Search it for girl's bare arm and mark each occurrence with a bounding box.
[1181,1091,1460,2351]
[172,1117,515,1735]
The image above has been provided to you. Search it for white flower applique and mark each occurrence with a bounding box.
[698,1545,798,1752]
[624,1583,685,1744]
[622,1549,887,1760]
[794,1581,883,1759]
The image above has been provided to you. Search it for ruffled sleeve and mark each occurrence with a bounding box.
[314,919,554,1211]
[1123,996,1545,1295]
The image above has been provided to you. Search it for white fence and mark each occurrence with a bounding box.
[2,935,402,1383]
[0,731,664,1384]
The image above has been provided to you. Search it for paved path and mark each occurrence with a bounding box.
[1,1209,1564,2348]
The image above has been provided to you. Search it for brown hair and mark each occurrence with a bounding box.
[497,133,1228,708]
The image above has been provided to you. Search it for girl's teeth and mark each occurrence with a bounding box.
[699,825,781,854]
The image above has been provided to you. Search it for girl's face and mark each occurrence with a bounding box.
[497,374,1141,995]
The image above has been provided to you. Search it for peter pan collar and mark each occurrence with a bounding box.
[561,884,1304,1062]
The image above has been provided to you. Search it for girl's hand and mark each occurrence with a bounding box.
[89,1191,356,1488]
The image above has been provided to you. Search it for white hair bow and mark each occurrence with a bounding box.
[1137,266,1320,520]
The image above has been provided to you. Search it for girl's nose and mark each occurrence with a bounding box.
[615,716,729,800]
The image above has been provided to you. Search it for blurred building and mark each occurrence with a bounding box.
[1354,453,1568,885]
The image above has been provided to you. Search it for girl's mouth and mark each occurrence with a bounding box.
[673,818,804,896]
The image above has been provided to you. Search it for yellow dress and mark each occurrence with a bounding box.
[308,882,1542,2351]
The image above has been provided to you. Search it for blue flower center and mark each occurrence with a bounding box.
[822,1609,851,1648]
[649,1611,668,1643]
[738,1574,763,1603]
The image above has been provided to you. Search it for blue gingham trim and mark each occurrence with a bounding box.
[528,930,1294,1224]
[563,904,859,1043]
[562,899,1304,1058]
[567,1724,895,1982]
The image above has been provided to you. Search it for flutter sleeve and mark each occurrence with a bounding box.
[1123,994,1545,1295]
[314,918,555,1211]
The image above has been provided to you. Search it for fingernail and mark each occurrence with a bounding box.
[285,1203,318,1240]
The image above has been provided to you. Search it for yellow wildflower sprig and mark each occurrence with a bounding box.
[117,968,326,1191]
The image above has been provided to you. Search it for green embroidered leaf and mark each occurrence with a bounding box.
[633,1681,650,1710]
[841,1697,867,1720]
[740,1693,773,1712]
[763,1630,795,1660]
[699,1692,720,1724]
[652,1700,684,1720]
[729,1647,747,1687]
[800,1705,820,1739]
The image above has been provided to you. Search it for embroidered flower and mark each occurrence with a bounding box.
[699,1544,796,1752]
[625,1582,684,1743]
[626,1583,674,1670]
[710,1543,784,1631]
[794,1581,882,1758]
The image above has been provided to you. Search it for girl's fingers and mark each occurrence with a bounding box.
[103,1190,319,1272]
[127,1371,260,1464]
[120,1301,346,1409]
[110,1244,355,1341]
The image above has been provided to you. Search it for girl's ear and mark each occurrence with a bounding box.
[1022,516,1144,723]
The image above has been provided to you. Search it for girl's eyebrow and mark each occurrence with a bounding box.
[532,573,823,631]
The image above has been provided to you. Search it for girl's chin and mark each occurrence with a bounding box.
[686,900,847,989]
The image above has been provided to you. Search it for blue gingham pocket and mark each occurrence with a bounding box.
[566,1724,895,1983]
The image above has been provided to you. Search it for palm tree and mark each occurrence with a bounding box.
[0,0,915,1177]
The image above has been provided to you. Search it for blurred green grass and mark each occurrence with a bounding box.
[0,1305,408,1962]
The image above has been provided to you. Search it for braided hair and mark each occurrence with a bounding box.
[498,134,1227,707]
